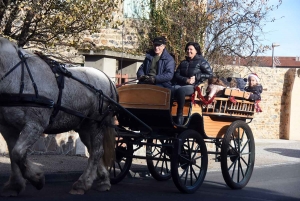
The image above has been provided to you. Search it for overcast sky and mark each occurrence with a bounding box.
[260,0,300,57]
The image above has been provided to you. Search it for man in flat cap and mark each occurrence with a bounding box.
[136,36,175,89]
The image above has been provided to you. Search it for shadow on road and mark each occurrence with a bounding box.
[264,148,300,159]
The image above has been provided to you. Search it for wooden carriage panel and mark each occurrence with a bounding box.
[171,102,190,116]
[203,116,234,138]
[117,84,171,110]
[190,101,202,116]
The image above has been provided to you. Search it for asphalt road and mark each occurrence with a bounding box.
[1,162,299,201]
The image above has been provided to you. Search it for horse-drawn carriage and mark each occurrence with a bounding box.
[0,36,255,196]
[110,83,255,193]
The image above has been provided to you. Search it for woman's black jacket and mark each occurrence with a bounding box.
[173,54,213,86]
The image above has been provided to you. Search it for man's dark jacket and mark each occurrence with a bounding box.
[137,49,175,89]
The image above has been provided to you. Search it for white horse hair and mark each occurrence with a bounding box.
[0,37,117,196]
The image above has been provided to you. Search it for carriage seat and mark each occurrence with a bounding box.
[171,84,205,116]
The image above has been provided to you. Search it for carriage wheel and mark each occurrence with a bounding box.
[221,120,255,189]
[109,136,133,184]
[171,129,208,194]
[146,138,172,181]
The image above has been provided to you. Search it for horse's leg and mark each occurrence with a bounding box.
[10,123,45,190]
[95,157,111,192]
[95,125,115,192]
[0,127,26,197]
[70,123,103,195]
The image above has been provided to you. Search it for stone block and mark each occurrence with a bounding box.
[75,138,89,157]
[0,134,8,154]
[46,137,59,153]
[31,137,47,153]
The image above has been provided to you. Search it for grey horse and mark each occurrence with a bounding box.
[0,37,117,196]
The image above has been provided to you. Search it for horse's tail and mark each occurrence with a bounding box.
[102,115,116,167]
[102,81,118,167]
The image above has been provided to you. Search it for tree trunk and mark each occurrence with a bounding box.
[18,10,34,47]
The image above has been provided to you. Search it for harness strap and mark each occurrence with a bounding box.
[0,60,23,82]
[19,59,25,95]
[0,94,54,108]
[17,50,39,97]
[0,50,39,98]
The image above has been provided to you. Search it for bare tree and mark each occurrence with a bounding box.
[0,0,120,48]
[136,0,282,69]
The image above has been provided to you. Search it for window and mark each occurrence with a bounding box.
[123,0,150,19]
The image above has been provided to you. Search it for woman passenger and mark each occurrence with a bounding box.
[172,42,213,125]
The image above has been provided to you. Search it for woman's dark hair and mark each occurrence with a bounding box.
[185,42,202,55]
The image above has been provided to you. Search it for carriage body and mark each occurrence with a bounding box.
[112,84,256,193]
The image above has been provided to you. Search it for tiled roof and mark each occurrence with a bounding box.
[225,56,300,68]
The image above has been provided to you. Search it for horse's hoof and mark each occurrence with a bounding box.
[1,181,24,197]
[96,184,111,192]
[69,189,85,195]
[30,175,45,190]
[1,189,19,197]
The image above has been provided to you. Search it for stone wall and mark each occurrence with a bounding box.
[218,66,298,139]
[1,66,298,155]
[82,24,140,51]
[0,131,87,156]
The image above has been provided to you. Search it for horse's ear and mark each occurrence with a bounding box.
[227,77,232,82]
[243,78,248,82]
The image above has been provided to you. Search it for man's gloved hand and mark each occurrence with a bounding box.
[139,75,147,81]
[144,76,155,84]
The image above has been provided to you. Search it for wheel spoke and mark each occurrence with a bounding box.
[240,139,250,153]
[228,154,239,171]
[240,156,249,167]
[238,127,241,153]
[164,155,170,174]
[239,159,245,178]
[184,165,189,185]
[178,163,188,182]
[230,159,237,178]
[237,157,241,182]
[154,151,163,169]
[160,154,167,174]
[228,142,240,155]
[191,165,199,180]
[191,144,200,160]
